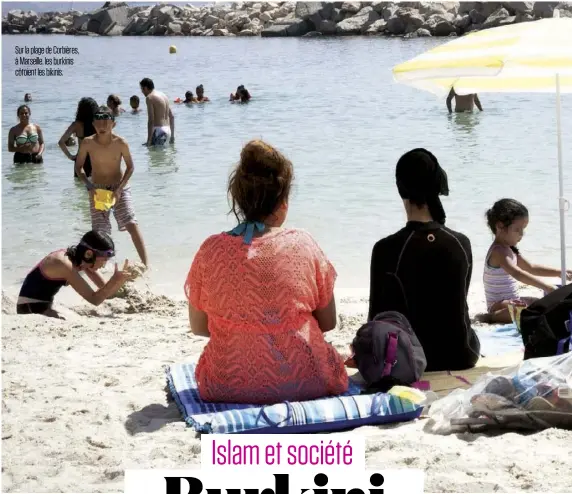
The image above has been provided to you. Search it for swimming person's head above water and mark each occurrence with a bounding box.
[395,148,449,225]
[66,230,115,272]
[106,94,122,113]
[24,93,32,102]
[93,106,115,134]
[228,139,294,226]
[129,95,140,110]
[184,91,194,103]
[486,198,529,247]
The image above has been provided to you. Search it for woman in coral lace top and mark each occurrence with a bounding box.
[185,140,348,404]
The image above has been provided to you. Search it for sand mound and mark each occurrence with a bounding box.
[106,284,186,317]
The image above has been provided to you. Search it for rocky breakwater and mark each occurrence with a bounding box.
[2,1,572,38]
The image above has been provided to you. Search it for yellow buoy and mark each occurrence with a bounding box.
[169,45,177,54]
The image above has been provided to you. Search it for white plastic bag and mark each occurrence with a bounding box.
[427,353,572,434]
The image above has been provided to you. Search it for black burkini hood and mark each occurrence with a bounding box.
[395,148,450,225]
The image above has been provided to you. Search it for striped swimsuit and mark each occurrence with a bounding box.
[483,244,520,311]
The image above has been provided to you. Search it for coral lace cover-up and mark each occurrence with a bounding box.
[185,228,348,404]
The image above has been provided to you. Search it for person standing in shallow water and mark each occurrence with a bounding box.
[74,106,149,268]
[140,77,175,146]
[58,97,99,178]
[185,139,348,404]
[446,88,483,113]
[368,148,480,372]
[8,105,44,164]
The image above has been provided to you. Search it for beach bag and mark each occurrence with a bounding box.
[520,284,572,360]
[351,311,427,392]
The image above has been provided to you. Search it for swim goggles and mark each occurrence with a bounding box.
[94,112,115,121]
[80,241,115,258]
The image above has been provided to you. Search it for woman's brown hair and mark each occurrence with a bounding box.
[228,140,294,223]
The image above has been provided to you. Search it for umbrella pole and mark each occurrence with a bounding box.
[556,73,567,286]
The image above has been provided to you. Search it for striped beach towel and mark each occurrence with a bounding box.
[165,364,423,434]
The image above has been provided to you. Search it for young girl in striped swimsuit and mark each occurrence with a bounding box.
[483,198,572,323]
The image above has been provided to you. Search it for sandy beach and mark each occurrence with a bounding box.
[2,279,572,493]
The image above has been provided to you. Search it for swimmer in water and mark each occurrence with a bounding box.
[24,93,32,102]
[8,105,45,164]
[107,94,125,116]
[66,136,77,146]
[196,84,210,102]
[16,230,132,319]
[130,95,141,113]
[184,91,197,104]
[446,88,483,113]
[230,85,251,103]
[140,77,175,146]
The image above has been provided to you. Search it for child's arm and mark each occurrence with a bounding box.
[85,269,106,289]
[74,140,93,189]
[492,247,556,292]
[117,139,134,192]
[517,255,562,278]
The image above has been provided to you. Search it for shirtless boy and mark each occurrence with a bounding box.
[140,77,175,146]
[74,106,148,267]
[446,88,483,113]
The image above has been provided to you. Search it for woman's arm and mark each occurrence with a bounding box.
[188,304,209,336]
[7,128,16,153]
[492,248,555,292]
[313,297,337,333]
[36,125,45,156]
[85,269,106,289]
[58,122,78,160]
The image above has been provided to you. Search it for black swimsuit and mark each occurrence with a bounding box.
[17,258,68,315]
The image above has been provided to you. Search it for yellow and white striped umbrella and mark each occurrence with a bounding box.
[392,17,572,95]
[392,17,572,284]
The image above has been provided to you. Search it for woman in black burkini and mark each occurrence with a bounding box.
[368,148,480,371]
[58,97,98,178]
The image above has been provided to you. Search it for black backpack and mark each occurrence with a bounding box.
[520,284,572,359]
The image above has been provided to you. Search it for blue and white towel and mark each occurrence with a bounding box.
[165,364,423,434]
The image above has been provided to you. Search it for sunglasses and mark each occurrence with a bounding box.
[94,113,114,121]
[80,241,115,258]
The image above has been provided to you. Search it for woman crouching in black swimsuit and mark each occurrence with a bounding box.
[17,231,132,318]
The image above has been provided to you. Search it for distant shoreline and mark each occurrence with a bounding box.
[3,2,571,38]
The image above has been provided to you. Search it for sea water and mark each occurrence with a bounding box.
[2,35,571,302]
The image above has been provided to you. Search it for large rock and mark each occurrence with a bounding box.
[482,7,511,28]
[532,2,559,17]
[386,7,423,34]
[203,14,219,28]
[336,7,380,34]
[295,2,324,19]
[316,19,337,34]
[340,2,362,14]
[501,2,533,15]
[87,4,129,35]
[459,2,502,16]
[364,18,387,33]
[417,2,459,15]
[260,18,312,36]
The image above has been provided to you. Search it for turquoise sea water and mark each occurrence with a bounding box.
[2,34,571,301]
